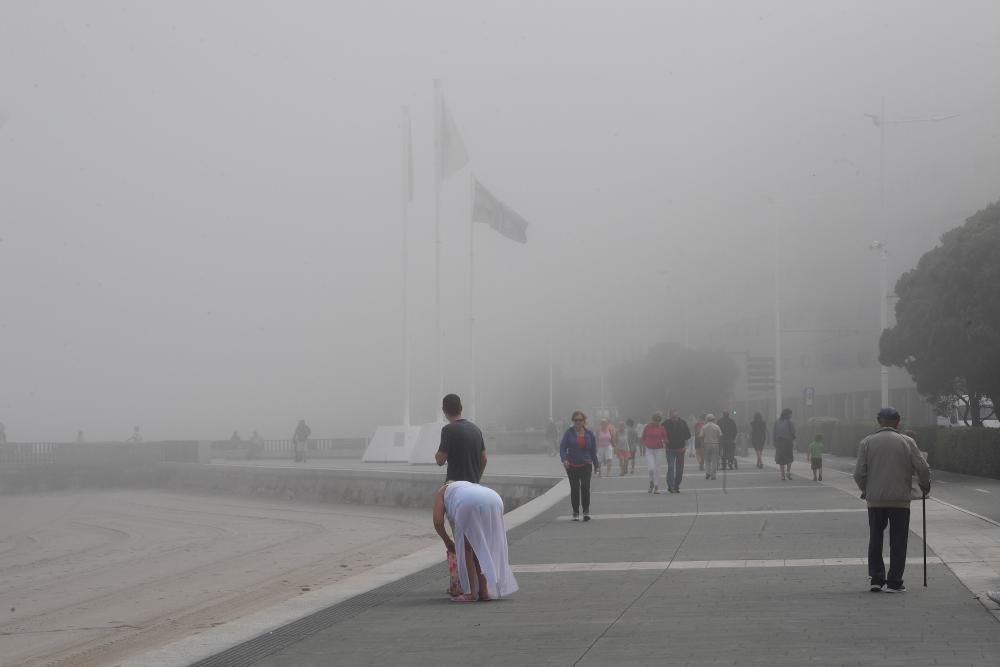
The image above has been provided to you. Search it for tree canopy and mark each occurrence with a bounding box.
[880,200,1000,425]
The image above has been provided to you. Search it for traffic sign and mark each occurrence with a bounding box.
[746,356,775,391]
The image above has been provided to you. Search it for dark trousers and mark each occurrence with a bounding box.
[666,449,685,490]
[867,507,911,586]
[566,464,593,515]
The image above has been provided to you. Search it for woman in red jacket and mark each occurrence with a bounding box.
[640,412,667,494]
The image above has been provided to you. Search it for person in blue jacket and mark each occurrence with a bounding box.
[560,410,599,522]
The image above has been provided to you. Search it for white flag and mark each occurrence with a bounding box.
[439,98,468,180]
[472,179,528,244]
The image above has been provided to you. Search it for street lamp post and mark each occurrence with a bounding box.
[869,241,889,408]
[865,99,958,409]
[774,219,783,419]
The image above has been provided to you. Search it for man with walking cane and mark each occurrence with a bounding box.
[854,408,931,593]
[904,429,930,587]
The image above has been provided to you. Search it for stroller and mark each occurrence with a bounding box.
[721,437,738,470]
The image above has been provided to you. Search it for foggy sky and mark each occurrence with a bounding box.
[1,1,998,440]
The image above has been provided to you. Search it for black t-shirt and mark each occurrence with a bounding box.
[664,418,691,449]
[438,419,485,483]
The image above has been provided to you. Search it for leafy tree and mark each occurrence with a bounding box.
[607,342,739,421]
[880,200,1000,425]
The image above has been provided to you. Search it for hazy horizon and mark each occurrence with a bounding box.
[1,1,998,440]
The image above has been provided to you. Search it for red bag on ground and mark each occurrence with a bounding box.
[446,550,463,597]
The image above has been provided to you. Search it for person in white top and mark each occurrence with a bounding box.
[701,414,723,480]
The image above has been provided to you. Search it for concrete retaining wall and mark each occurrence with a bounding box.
[153,464,557,510]
[0,464,159,494]
[0,463,558,511]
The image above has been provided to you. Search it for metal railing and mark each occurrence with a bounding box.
[261,439,338,452]
[0,443,58,464]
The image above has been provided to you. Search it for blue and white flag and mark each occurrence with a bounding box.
[472,179,528,244]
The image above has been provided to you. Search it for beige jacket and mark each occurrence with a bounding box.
[701,422,722,447]
[854,427,931,508]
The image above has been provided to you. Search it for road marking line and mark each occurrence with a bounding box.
[974,488,991,494]
[594,485,818,494]
[512,556,943,573]
[599,470,775,477]
[557,508,865,520]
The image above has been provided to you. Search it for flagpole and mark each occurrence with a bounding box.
[468,174,477,423]
[400,106,411,428]
[433,79,444,412]
[548,336,554,421]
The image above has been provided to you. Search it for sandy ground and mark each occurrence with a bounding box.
[0,491,436,667]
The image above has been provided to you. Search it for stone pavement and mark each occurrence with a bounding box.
[173,450,1000,667]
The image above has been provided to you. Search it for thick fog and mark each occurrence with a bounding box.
[1,1,998,440]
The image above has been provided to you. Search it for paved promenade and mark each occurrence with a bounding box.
[137,451,1000,666]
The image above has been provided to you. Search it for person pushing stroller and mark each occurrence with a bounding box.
[718,410,738,470]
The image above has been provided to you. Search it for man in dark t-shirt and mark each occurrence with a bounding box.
[434,393,487,483]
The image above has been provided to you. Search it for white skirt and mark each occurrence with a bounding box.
[444,481,519,598]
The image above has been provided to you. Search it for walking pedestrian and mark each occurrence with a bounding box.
[718,410,738,470]
[701,414,722,480]
[595,418,615,477]
[435,394,487,483]
[560,411,598,521]
[664,409,691,493]
[292,419,311,462]
[625,419,639,474]
[807,434,824,481]
[694,415,706,470]
[249,430,264,458]
[750,412,767,468]
[614,421,631,476]
[773,409,796,480]
[640,412,667,494]
[636,418,647,459]
[127,425,143,443]
[853,407,931,593]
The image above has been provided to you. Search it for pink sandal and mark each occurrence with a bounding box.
[450,594,477,602]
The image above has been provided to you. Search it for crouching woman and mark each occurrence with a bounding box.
[433,480,519,602]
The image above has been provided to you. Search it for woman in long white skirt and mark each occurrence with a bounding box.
[433,481,519,602]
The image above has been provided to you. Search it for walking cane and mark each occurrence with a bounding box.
[922,492,927,587]
[722,450,728,495]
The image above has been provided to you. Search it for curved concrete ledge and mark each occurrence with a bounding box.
[154,463,558,510]
[119,478,570,667]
